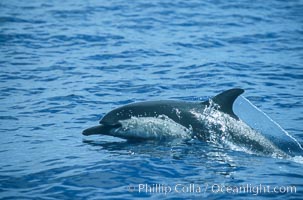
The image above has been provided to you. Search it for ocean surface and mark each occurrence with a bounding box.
[1,0,303,199]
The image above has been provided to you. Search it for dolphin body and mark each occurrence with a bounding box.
[82,88,288,157]
[83,88,243,139]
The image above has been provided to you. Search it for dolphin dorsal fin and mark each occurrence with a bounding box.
[204,88,244,120]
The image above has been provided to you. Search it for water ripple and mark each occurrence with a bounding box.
[0,0,302,199]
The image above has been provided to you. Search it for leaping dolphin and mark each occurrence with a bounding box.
[82,88,288,157]
[83,88,243,138]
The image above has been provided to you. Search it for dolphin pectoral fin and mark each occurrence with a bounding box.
[203,88,244,120]
[82,123,121,136]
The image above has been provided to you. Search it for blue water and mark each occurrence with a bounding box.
[1,0,303,199]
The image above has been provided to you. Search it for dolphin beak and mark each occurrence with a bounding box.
[82,125,106,136]
[82,123,122,136]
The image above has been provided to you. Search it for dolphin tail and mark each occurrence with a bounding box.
[82,123,121,136]
[204,88,244,120]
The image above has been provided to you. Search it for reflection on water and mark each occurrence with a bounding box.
[83,138,238,178]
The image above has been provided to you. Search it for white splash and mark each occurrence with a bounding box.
[190,103,288,158]
[290,156,303,164]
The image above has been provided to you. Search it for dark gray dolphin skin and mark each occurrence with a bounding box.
[82,88,244,141]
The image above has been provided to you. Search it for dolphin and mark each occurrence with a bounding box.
[82,88,243,139]
[82,88,290,158]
